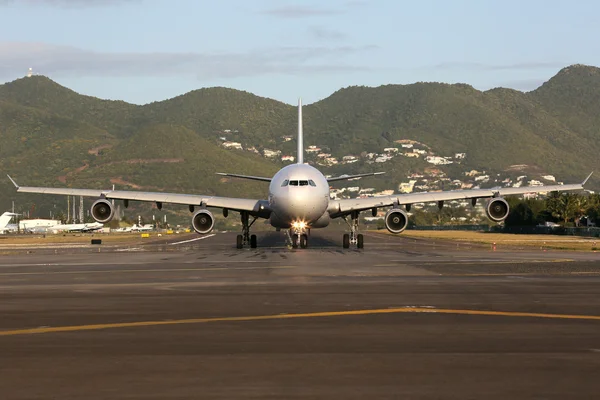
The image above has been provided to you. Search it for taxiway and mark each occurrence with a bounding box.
[0,230,599,399]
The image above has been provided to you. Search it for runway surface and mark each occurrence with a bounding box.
[1,230,599,399]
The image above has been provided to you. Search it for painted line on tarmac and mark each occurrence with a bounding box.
[0,265,294,277]
[0,260,280,268]
[401,259,576,265]
[1,306,599,337]
[169,234,215,245]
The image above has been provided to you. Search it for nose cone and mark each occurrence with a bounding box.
[275,188,327,224]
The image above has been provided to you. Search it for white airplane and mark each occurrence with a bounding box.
[49,222,104,233]
[7,100,592,249]
[130,224,154,232]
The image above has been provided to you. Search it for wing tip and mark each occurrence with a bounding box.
[7,174,19,189]
[583,171,594,186]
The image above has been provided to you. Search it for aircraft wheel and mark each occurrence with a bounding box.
[236,234,243,249]
[292,234,299,249]
[342,233,350,249]
[357,234,364,249]
[300,234,308,249]
[250,234,257,249]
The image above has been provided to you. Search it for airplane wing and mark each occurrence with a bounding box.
[8,175,270,216]
[327,172,385,183]
[329,173,592,217]
[215,173,271,182]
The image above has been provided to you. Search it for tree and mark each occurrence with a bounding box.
[545,192,587,226]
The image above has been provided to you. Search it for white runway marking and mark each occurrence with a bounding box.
[170,234,215,245]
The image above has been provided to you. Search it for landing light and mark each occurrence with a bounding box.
[292,221,306,229]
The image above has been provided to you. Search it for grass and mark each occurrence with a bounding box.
[374,230,600,251]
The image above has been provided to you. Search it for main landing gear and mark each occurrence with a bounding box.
[343,211,364,249]
[236,211,258,249]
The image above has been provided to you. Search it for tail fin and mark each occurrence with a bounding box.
[0,212,18,229]
[297,98,303,164]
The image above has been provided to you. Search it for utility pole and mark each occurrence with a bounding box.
[79,196,84,223]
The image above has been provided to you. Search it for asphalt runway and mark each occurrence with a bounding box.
[1,230,600,399]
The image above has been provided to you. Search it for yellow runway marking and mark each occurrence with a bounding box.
[0,265,294,276]
[1,307,599,337]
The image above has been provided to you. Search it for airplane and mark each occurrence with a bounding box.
[130,224,154,232]
[23,222,104,234]
[49,222,104,233]
[7,99,593,249]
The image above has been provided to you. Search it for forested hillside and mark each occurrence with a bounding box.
[0,64,598,220]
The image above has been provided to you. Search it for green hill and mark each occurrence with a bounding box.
[0,64,599,220]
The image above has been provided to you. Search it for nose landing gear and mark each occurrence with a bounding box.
[287,227,309,249]
[343,212,364,249]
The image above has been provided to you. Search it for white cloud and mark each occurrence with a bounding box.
[0,42,374,80]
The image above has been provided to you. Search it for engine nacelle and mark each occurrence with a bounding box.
[90,199,114,223]
[385,208,409,234]
[192,209,215,234]
[486,198,510,222]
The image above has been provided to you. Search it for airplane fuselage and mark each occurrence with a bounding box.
[268,164,330,229]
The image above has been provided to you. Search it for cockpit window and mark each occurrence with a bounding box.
[281,179,289,187]
[287,179,315,187]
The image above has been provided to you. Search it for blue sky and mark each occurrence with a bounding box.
[1,0,599,105]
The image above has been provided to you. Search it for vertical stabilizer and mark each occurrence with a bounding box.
[0,212,18,229]
[297,98,304,164]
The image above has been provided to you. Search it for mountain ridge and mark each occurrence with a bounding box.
[0,64,598,218]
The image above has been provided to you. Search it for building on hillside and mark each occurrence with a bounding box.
[454,153,466,159]
[375,155,392,163]
[426,156,453,165]
[222,141,243,150]
[306,146,321,153]
[281,155,295,162]
[263,149,281,158]
[403,152,420,158]
[399,180,417,193]
[383,147,399,153]
[542,175,556,182]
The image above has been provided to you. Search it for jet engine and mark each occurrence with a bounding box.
[192,209,214,234]
[385,208,409,234]
[90,199,115,223]
[486,198,510,222]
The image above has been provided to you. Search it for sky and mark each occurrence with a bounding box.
[1,0,599,105]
